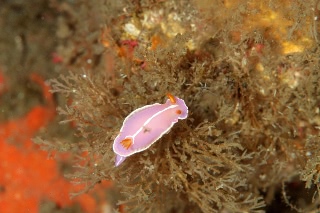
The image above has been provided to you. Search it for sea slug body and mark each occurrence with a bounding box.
[113,94,188,166]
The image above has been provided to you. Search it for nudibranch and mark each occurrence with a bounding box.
[113,94,188,166]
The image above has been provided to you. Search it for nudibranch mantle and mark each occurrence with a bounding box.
[113,94,188,166]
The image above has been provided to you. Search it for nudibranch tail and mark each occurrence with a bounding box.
[120,138,133,150]
[167,93,176,104]
[115,154,126,167]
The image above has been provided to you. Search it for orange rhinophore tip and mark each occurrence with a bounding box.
[167,93,176,104]
[120,138,133,150]
[176,110,182,114]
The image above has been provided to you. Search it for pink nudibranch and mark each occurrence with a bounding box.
[113,94,188,166]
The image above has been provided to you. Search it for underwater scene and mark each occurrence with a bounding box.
[0,0,319,212]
